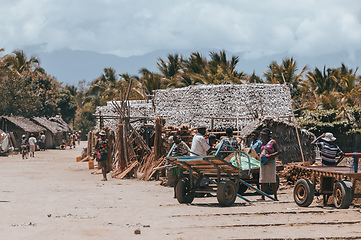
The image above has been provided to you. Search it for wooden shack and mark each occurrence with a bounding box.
[0,116,47,149]
[31,117,69,148]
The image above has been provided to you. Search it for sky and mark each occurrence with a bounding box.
[1,0,361,60]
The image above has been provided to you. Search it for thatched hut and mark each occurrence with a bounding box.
[154,83,292,129]
[31,117,69,148]
[239,117,316,164]
[0,116,47,149]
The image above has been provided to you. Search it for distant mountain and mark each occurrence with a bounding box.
[24,46,361,85]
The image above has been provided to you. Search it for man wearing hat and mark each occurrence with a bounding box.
[28,133,37,157]
[95,130,109,181]
[190,124,211,156]
[311,132,344,166]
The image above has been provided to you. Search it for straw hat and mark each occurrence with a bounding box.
[322,132,336,142]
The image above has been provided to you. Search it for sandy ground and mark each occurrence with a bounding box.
[1,141,361,240]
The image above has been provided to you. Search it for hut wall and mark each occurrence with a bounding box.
[154,84,292,130]
[335,133,361,153]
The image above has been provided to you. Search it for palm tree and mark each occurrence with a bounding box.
[304,66,340,109]
[157,53,182,80]
[338,64,360,106]
[181,52,208,85]
[3,50,44,75]
[248,71,264,83]
[139,68,165,96]
[264,58,307,97]
[208,50,244,84]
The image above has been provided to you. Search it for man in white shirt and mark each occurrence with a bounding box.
[28,133,37,157]
[190,124,211,156]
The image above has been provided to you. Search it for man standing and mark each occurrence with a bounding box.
[250,131,262,154]
[40,132,46,151]
[28,133,37,157]
[95,130,108,181]
[311,132,344,166]
[216,127,240,150]
[190,124,211,156]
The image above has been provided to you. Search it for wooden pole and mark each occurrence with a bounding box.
[106,128,114,172]
[87,131,92,158]
[282,74,305,162]
[118,124,126,171]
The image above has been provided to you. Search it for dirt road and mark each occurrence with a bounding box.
[1,141,361,239]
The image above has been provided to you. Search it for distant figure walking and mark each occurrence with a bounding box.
[40,132,46,151]
[68,133,72,149]
[78,131,81,145]
[95,130,108,181]
[72,133,76,148]
[28,133,37,157]
[21,135,29,159]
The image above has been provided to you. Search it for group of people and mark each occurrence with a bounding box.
[60,131,81,150]
[170,123,345,201]
[21,132,46,158]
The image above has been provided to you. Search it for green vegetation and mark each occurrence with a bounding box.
[1,48,361,137]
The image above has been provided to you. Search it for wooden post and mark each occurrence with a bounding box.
[211,117,214,132]
[118,124,126,171]
[87,131,92,158]
[154,117,165,161]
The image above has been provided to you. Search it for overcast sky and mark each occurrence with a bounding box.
[1,0,361,60]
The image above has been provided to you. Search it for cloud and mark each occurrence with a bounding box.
[1,0,361,59]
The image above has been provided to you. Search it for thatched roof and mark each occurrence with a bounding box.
[239,117,316,164]
[31,117,64,135]
[154,83,292,129]
[48,115,72,132]
[0,116,46,133]
[95,100,155,131]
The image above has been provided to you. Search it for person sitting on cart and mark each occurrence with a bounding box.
[171,135,191,198]
[250,131,262,154]
[171,135,190,157]
[190,124,211,156]
[259,128,280,201]
[206,134,217,147]
[215,128,239,157]
[311,132,344,166]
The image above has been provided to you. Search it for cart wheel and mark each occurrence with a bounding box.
[238,183,248,195]
[333,180,352,209]
[293,179,314,207]
[176,178,195,204]
[217,180,237,207]
[265,174,280,194]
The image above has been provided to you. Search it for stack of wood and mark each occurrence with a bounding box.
[279,163,314,185]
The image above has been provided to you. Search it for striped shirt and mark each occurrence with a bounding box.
[316,142,343,166]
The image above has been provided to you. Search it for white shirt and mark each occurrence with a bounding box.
[28,137,37,146]
[190,133,210,156]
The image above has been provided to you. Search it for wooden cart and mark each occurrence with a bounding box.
[166,142,277,206]
[293,164,361,209]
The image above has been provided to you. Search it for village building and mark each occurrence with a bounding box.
[31,117,70,148]
[0,116,47,149]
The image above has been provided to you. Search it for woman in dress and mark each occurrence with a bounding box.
[259,128,280,201]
